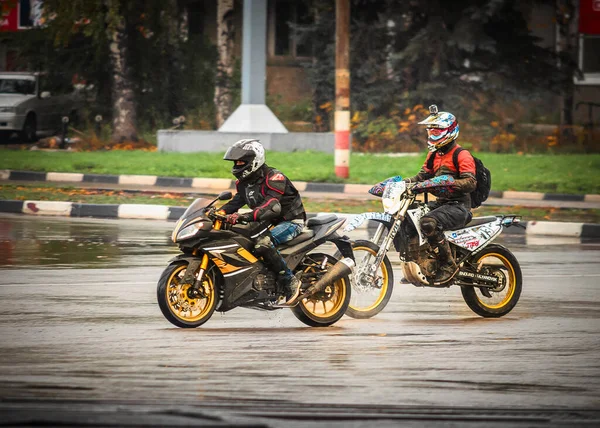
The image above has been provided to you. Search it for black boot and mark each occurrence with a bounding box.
[433,237,457,283]
[276,271,301,306]
[255,237,300,305]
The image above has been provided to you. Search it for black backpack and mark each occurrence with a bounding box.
[426,147,491,208]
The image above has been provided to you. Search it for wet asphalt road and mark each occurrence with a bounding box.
[0,214,599,427]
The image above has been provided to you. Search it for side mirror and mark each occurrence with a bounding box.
[218,191,232,201]
[40,91,51,99]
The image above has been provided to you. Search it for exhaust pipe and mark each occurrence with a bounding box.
[299,257,355,300]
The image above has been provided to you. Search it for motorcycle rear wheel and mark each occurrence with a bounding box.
[157,261,218,328]
[291,253,351,327]
[346,240,394,319]
[460,244,522,318]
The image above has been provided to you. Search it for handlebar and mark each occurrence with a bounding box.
[206,208,249,225]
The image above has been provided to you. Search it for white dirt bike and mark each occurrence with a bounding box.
[343,180,524,319]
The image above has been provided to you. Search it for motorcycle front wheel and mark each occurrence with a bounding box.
[346,240,394,319]
[157,261,218,328]
[460,244,522,318]
[291,253,351,327]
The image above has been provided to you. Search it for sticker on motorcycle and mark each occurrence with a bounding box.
[344,212,392,232]
[446,220,502,250]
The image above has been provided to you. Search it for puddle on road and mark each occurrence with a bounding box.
[1,214,598,269]
[0,215,178,268]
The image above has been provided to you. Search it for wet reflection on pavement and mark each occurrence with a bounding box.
[0,213,599,420]
[0,215,178,268]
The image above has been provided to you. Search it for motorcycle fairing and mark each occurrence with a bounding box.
[406,205,431,246]
[312,217,346,241]
[279,217,352,270]
[444,218,502,251]
[194,238,265,310]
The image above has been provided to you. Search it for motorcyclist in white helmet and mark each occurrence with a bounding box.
[405,105,477,281]
[369,105,477,282]
[219,139,306,305]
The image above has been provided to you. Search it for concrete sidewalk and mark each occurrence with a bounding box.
[1,199,599,239]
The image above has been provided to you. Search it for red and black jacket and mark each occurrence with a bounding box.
[220,165,306,223]
[405,143,477,206]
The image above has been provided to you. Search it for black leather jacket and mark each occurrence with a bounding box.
[221,165,306,223]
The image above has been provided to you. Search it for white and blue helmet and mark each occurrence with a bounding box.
[418,105,460,152]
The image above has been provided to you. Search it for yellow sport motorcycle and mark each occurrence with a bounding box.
[343,180,524,319]
[157,192,354,328]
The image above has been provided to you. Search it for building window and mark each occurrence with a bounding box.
[269,0,313,60]
[577,35,600,85]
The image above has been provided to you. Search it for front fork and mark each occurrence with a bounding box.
[369,217,400,273]
[372,223,386,247]
[363,196,414,279]
[181,254,210,299]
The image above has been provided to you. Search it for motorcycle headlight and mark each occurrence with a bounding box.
[0,106,16,113]
[175,222,204,241]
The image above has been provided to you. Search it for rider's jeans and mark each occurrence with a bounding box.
[270,220,304,246]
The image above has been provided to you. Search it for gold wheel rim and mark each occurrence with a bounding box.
[475,252,516,309]
[349,245,389,312]
[301,261,347,318]
[166,265,215,322]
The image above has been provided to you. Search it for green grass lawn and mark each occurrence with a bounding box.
[2,183,599,223]
[1,149,599,194]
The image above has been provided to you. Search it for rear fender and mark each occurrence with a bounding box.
[445,218,502,253]
[330,235,355,262]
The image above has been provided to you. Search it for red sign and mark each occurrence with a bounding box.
[0,2,18,32]
[580,0,600,34]
[1,0,42,32]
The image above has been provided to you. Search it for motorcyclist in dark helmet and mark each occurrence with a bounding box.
[402,105,477,282]
[219,139,306,306]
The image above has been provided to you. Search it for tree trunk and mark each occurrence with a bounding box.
[556,0,577,129]
[165,0,187,119]
[106,2,137,142]
[214,0,235,128]
[311,3,332,132]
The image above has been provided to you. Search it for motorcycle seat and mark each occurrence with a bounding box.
[277,230,315,248]
[307,214,338,227]
[464,216,498,228]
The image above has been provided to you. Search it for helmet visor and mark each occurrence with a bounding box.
[427,127,445,136]
[427,127,448,141]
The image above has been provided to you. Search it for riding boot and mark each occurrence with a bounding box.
[433,237,457,283]
[256,241,301,305]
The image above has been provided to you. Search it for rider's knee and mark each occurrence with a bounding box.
[254,235,274,256]
[420,216,438,237]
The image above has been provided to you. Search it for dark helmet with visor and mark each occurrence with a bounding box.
[223,139,266,181]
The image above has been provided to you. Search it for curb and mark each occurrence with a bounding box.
[1,199,599,238]
[2,169,599,202]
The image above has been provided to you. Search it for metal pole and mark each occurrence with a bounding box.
[60,116,69,149]
[218,0,287,133]
[241,0,266,105]
[335,0,350,178]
